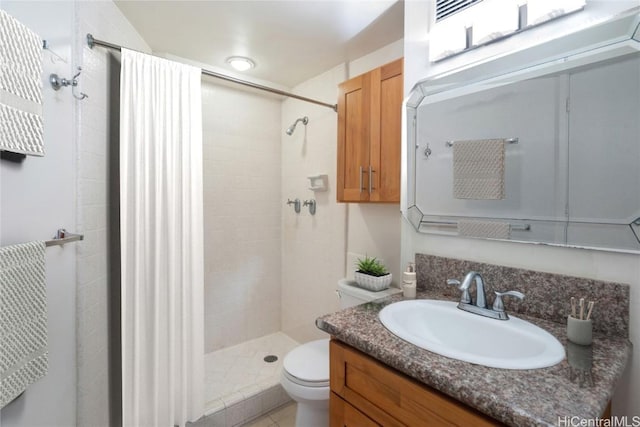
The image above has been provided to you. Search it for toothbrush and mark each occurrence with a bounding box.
[586,301,595,320]
[579,298,585,320]
[571,297,576,318]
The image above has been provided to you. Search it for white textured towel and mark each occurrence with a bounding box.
[452,139,505,199]
[0,9,44,156]
[458,220,511,239]
[0,241,48,409]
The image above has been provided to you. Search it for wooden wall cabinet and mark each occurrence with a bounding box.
[330,340,502,427]
[337,58,403,203]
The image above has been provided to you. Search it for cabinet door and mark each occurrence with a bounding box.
[338,73,371,202]
[330,340,501,426]
[370,58,403,203]
[331,392,381,427]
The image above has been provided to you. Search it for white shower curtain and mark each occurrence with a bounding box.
[119,48,204,427]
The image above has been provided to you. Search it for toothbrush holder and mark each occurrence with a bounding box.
[567,316,592,346]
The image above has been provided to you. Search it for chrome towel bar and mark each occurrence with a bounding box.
[420,220,530,231]
[45,229,84,247]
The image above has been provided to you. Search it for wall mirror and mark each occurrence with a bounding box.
[404,11,640,252]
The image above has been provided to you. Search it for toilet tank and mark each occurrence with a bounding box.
[337,279,402,309]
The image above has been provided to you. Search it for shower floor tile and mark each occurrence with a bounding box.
[204,332,299,409]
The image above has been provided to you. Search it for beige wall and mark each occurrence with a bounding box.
[403,0,640,417]
[281,40,404,344]
[345,40,404,287]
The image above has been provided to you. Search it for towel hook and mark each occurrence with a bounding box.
[50,66,88,100]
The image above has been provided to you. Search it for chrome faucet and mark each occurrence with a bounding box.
[447,271,524,320]
[462,271,488,307]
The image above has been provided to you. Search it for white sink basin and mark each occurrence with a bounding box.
[379,299,565,370]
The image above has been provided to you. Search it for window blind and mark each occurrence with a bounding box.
[436,0,483,22]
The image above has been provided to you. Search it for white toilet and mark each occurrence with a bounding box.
[280,279,402,427]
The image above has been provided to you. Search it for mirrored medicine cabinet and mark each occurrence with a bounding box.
[404,10,640,252]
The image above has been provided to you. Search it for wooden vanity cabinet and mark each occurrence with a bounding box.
[330,339,502,427]
[337,58,403,203]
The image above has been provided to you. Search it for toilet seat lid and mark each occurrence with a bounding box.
[283,338,329,385]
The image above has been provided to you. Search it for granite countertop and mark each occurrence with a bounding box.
[316,290,632,427]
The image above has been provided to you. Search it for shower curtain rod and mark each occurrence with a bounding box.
[86,34,338,112]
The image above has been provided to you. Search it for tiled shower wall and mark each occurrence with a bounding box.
[75,2,150,425]
[280,65,348,343]
[202,83,282,353]
[281,41,404,344]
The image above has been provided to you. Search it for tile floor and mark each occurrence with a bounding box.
[198,331,300,426]
[242,402,296,427]
[204,332,299,411]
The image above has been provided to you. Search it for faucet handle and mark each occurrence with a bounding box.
[492,291,525,312]
[446,279,460,287]
[447,278,472,304]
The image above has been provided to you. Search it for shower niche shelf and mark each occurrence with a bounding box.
[308,174,328,192]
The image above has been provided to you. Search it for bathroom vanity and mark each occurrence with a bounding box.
[318,292,626,426]
[316,255,631,426]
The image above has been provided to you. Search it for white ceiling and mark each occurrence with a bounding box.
[114,0,404,88]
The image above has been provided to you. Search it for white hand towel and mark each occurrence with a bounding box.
[452,139,505,200]
[0,10,44,156]
[0,241,48,409]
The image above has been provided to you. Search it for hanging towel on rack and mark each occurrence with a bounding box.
[452,139,505,200]
[0,241,48,409]
[0,10,44,156]
[458,220,511,239]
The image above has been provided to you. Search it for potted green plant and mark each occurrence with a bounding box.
[354,256,392,291]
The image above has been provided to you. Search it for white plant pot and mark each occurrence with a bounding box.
[353,272,392,292]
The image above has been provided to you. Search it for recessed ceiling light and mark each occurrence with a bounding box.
[226,56,255,72]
